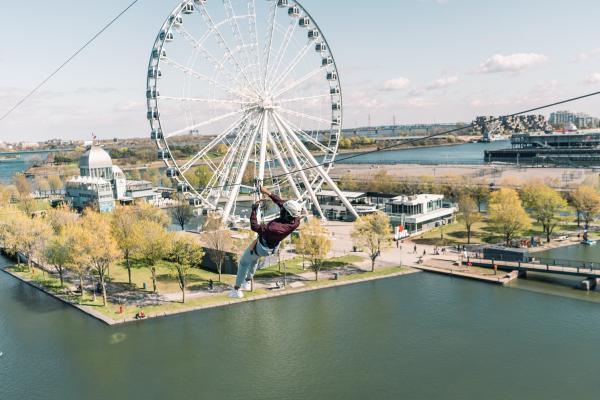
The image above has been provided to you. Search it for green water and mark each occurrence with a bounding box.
[2,253,600,400]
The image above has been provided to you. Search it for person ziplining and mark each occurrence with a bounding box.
[229,186,302,299]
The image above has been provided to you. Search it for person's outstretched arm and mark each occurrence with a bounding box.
[249,201,266,235]
[260,186,285,208]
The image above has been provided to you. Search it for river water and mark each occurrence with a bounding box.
[3,250,600,400]
[336,140,510,165]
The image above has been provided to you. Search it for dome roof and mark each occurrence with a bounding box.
[80,146,112,169]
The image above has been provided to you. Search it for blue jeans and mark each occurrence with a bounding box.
[235,240,276,288]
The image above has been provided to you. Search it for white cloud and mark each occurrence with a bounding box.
[479,53,547,73]
[585,73,600,84]
[382,77,411,91]
[575,48,600,62]
[426,76,459,90]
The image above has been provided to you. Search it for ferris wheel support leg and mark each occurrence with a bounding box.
[274,113,359,220]
[222,114,264,223]
[271,115,325,220]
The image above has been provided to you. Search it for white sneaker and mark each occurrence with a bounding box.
[241,281,252,291]
[228,289,243,299]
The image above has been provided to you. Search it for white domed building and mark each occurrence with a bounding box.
[65,145,155,213]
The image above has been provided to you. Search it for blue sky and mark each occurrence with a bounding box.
[1,0,600,141]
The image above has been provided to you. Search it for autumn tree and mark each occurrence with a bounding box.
[488,188,531,245]
[204,228,231,282]
[134,220,172,293]
[44,229,76,287]
[458,194,481,244]
[78,212,120,306]
[569,186,600,229]
[470,184,489,213]
[135,201,170,227]
[111,207,143,286]
[296,218,331,280]
[351,212,392,271]
[521,183,567,242]
[48,175,63,194]
[0,209,27,265]
[168,235,204,303]
[171,194,194,231]
[34,176,50,196]
[14,174,32,196]
[19,217,52,272]
[46,204,78,234]
[66,223,90,299]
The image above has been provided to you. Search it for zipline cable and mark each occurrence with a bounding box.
[0,0,141,122]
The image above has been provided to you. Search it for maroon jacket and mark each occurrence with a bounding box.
[250,193,300,248]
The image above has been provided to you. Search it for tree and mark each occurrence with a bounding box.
[48,175,63,194]
[569,186,600,229]
[458,194,481,244]
[79,212,120,306]
[46,204,78,234]
[204,228,231,282]
[0,209,27,265]
[13,174,32,196]
[0,185,16,206]
[171,195,194,231]
[18,194,37,217]
[338,172,357,191]
[34,176,50,196]
[296,219,331,280]
[135,201,170,227]
[44,229,76,287]
[168,236,204,303]
[488,188,531,245]
[134,220,172,293]
[67,223,91,299]
[522,183,567,242]
[367,170,395,193]
[18,217,52,272]
[111,207,143,286]
[470,184,489,213]
[351,212,393,271]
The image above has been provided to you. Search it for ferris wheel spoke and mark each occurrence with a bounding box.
[279,93,330,104]
[267,19,297,88]
[163,57,256,101]
[261,0,278,91]
[270,41,313,93]
[273,67,323,98]
[274,112,358,219]
[266,129,303,201]
[276,114,333,154]
[175,26,250,95]
[223,0,260,87]
[197,2,261,96]
[166,108,252,139]
[179,112,255,173]
[271,114,325,219]
[222,113,265,221]
[247,0,263,89]
[160,96,250,105]
[277,107,332,125]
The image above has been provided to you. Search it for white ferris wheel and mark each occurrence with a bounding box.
[147,0,358,222]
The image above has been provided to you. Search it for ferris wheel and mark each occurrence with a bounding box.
[147,0,358,222]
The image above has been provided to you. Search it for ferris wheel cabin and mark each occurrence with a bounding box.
[315,43,327,53]
[148,67,162,79]
[299,17,310,27]
[288,6,300,17]
[160,30,174,42]
[151,129,163,140]
[327,72,338,81]
[308,30,320,40]
[146,89,160,99]
[166,167,180,178]
[322,57,333,67]
[182,3,195,14]
[157,149,169,160]
[277,0,289,7]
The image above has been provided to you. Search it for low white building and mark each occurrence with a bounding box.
[66,145,155,212]
[385,194,456,234]
[65,176,116,213]
[316,190,378,221]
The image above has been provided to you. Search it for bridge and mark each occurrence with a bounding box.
[468,256,600,290]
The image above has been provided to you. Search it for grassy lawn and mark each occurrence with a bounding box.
[107,259,234,293]
[254,254,364,278]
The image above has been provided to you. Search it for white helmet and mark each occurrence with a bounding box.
[283,200,303,218]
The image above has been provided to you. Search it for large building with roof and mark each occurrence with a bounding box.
[65,146,156,213]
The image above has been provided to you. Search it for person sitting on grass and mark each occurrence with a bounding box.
[229,186,302,299]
